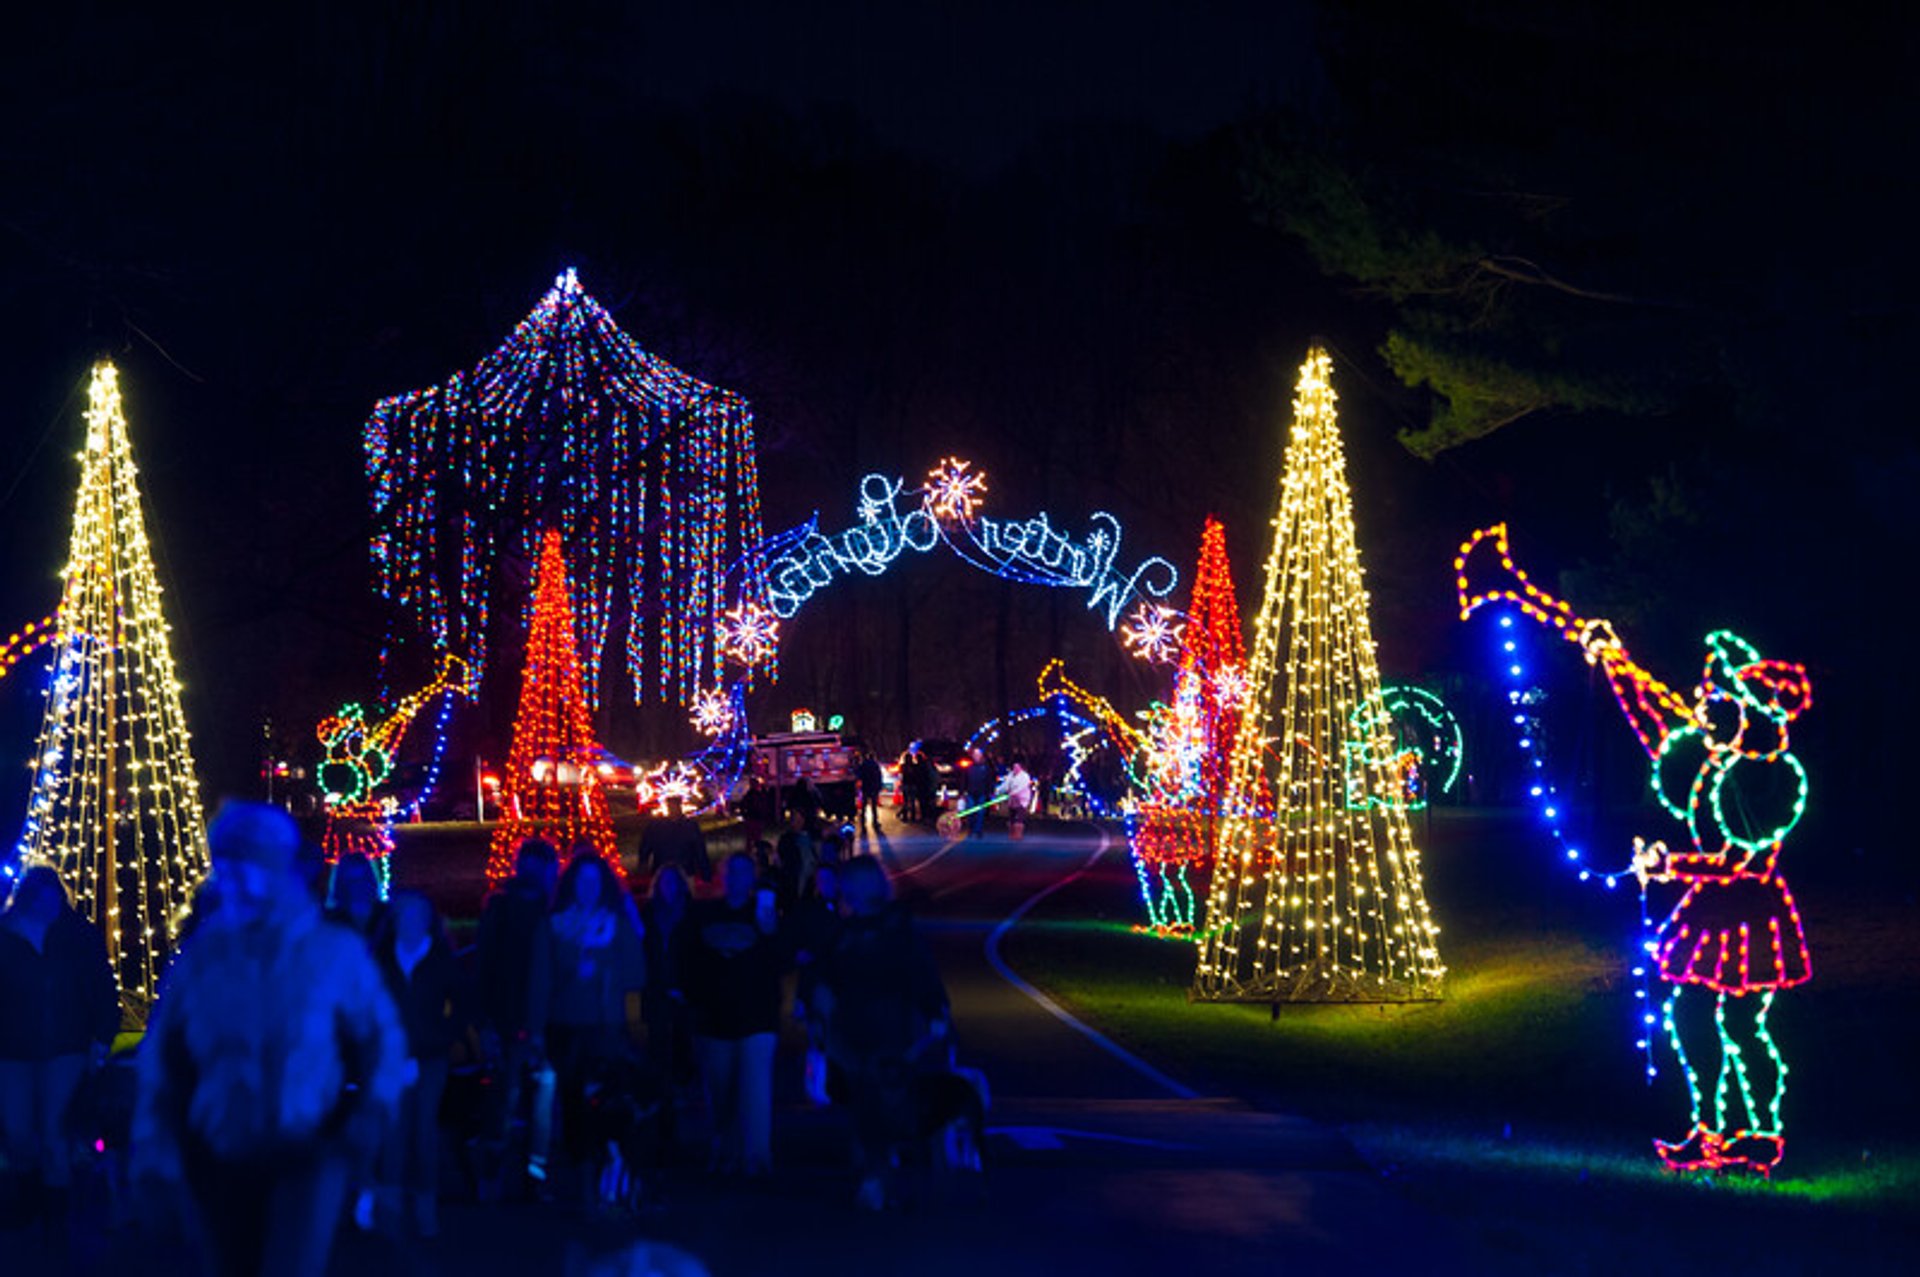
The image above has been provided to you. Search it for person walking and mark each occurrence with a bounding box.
[0,866,119,1227]
[547,851,646,1190]
[638,795,712,883]
[324,851,385,941]
[131,802,407,1277]
[964,748,996,839]
[640,866,696,1110]
[678,853,783,1177]
[854,749,885,833]
[475,837,559,1197]
[811,855,951,1209]
[373,890,464,1239]
[773,810,815,907]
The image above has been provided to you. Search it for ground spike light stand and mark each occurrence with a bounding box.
[14,361,209,1006]
[1193,347,1445,1003]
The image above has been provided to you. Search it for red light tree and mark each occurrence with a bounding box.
[1127,516,1248,931]
[486,530,620,886]
[1179,516,1248,811]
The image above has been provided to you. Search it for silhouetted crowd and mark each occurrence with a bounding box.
[0,793,972,1276]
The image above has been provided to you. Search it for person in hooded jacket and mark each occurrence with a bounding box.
[131,802,407,1277]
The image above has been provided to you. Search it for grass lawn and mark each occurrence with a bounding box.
[999,809,1920,1271]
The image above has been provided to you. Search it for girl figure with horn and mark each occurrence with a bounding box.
[1588,625,1813,1175]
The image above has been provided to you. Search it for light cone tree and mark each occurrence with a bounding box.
[1128,517,1247,932]
[1193,348,1445,1002]
[486,529,620,886]
[16,361,209,1003]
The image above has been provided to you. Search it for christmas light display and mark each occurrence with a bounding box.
[1125,517,1248,933]
[486,530,620,886]
[1457,524,1812,1174]
[963,697,1120,817]
[758,468,1177,629]
[315,655,473,879]
[1193,349,1446,1002]
[926,456,988,522]
[690,686,736,737]
[1341,686,1463,811]
[13,362,209,998]
[718,601,781,668]
[790,708,818,733]
[1120,603,1184,664]
[0,615,58,686]
[365,268,768,707]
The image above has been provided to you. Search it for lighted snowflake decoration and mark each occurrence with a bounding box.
[690,686,736,737]
[1121,603,1184,664]
[645,761,706,808]
[1212,663,1249,710]
[718,602,781,667]
[925,457,988,522]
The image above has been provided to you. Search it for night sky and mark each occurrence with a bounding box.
[2,5,1915,881]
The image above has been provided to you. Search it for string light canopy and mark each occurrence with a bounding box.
[1193,348,1446,1003]
[14,361,209,1002]
[365,268,769,708]
[486,530,620,887]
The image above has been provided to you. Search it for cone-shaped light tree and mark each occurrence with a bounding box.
[486,530,620,886]
[1127,517,1248,931]
[15,361,209,1001]
[1193,348,1445,1002]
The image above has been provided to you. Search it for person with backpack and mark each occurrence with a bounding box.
[131,802,407,1277]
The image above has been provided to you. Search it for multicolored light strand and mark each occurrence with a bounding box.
[13,362,209,999]
[486,530,620,886]
[0,615,58,686]
[1456,523,1812,1174]
[365,268,768,707]
[1194,349,1445,1002]
[1341,686,1463,812]
[315,655,473,882]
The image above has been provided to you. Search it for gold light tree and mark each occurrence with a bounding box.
[16,362,209,1002]
[1193,347,1445,1002]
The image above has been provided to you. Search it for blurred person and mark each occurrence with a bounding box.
[854,748,885,832]
[909,748,939,827]
[641,866,696,1101]
[811,855,951,1210]
[999,760,1034,836]
[476,837,560,1196]
[773,810,814,906]
[131,801,406,1277]
[679,853,783,1176]
[548,852,646,1189]
[324,851,385,940]
[964,747,996,838]
[0,866,119,1225]
[374,891,465,1239]
[639,795,712,882]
